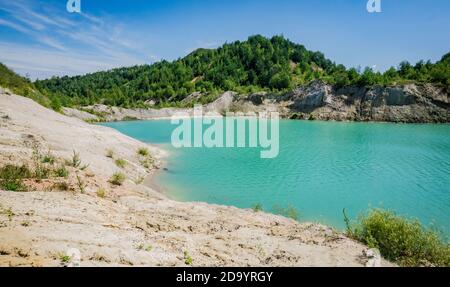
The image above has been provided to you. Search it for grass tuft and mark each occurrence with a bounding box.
[54,165,69,178]
[252,203,263,212]
[109,172,126,186]
[115,159,127,169]
[96,188,106,198]
[184,251,193,265]
[0,164,30,191]
[137,148,150,157]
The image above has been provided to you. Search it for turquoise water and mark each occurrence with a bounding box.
[101,120,450,234]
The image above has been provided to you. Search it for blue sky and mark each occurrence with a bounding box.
[0,0,449,80]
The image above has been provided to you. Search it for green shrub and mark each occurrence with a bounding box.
[54,165,69,178]
[96,188,106,198]
[349,209,450,267]
[58,253,71,264]
[115,159,127,169]
[137,148,149,157]
[184,251,193,265]
[41,152,55,165]
[252,203,263,212]
[0,164,30,191]
[109,172,126,186]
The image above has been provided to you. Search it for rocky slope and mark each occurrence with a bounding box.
[0,92,393,267]
[63,82,449,123]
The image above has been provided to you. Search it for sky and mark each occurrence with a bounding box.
[0,0,449,80]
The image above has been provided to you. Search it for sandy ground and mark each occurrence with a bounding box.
[0,93,393,267]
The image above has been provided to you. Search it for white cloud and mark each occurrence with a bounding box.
[0,0,158,79]
[0,18,31,34]
[0,42,143,80]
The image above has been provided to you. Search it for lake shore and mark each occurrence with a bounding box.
[62,82,449,124]
[0,92,394,267]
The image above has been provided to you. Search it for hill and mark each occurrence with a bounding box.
[0,63,60,110]
[6,35,450,109]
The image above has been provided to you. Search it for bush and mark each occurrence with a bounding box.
[0,165,30,191]
[41,154,55,165]
[96,188,106,198]
[252,203,263,212]
[349,209,450,267]
[54,165,69,178]
[115,159,127,169]
[137,148,149,157]
[184,251,193,265]
[109,172,126,186]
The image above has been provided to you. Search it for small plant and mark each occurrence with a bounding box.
[348,209,450,267]
[115,158,127,169]
[343,208,353,236]
[273,204,299,221]
[67,151,89,171]
[75,172,86,194]
[252,203,263,212]
[184,251,193,265]
[0,164,31,191]
[54,165,69,178]
[69,150,81,168]
[139,156,155,169]
[41,152,55,165]
[32,145,50,180]
[59,253,71,264]
[96,188,106,198]
[109,172,126,186]
[106,149,115,158]
[137,148,149,157]
[134,175,145,185]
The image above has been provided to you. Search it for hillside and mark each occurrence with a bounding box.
[0,64,57,110]
[34,35,450,108]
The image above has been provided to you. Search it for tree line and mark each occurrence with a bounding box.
[4,35,450,109]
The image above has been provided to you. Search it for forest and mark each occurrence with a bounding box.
[3,35,450,109]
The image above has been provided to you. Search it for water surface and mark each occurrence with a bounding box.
[101,120,450,234]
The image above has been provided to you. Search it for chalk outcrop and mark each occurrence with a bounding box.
[64,82,448,124]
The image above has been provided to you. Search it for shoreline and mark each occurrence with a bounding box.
[91,112,450,126]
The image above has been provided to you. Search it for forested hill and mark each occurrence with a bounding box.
[0,63,55,109]
[28,35,450,108]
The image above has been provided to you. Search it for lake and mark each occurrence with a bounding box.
[101,119,450,235]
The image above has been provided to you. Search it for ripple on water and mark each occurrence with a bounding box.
[101,120,450,235]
